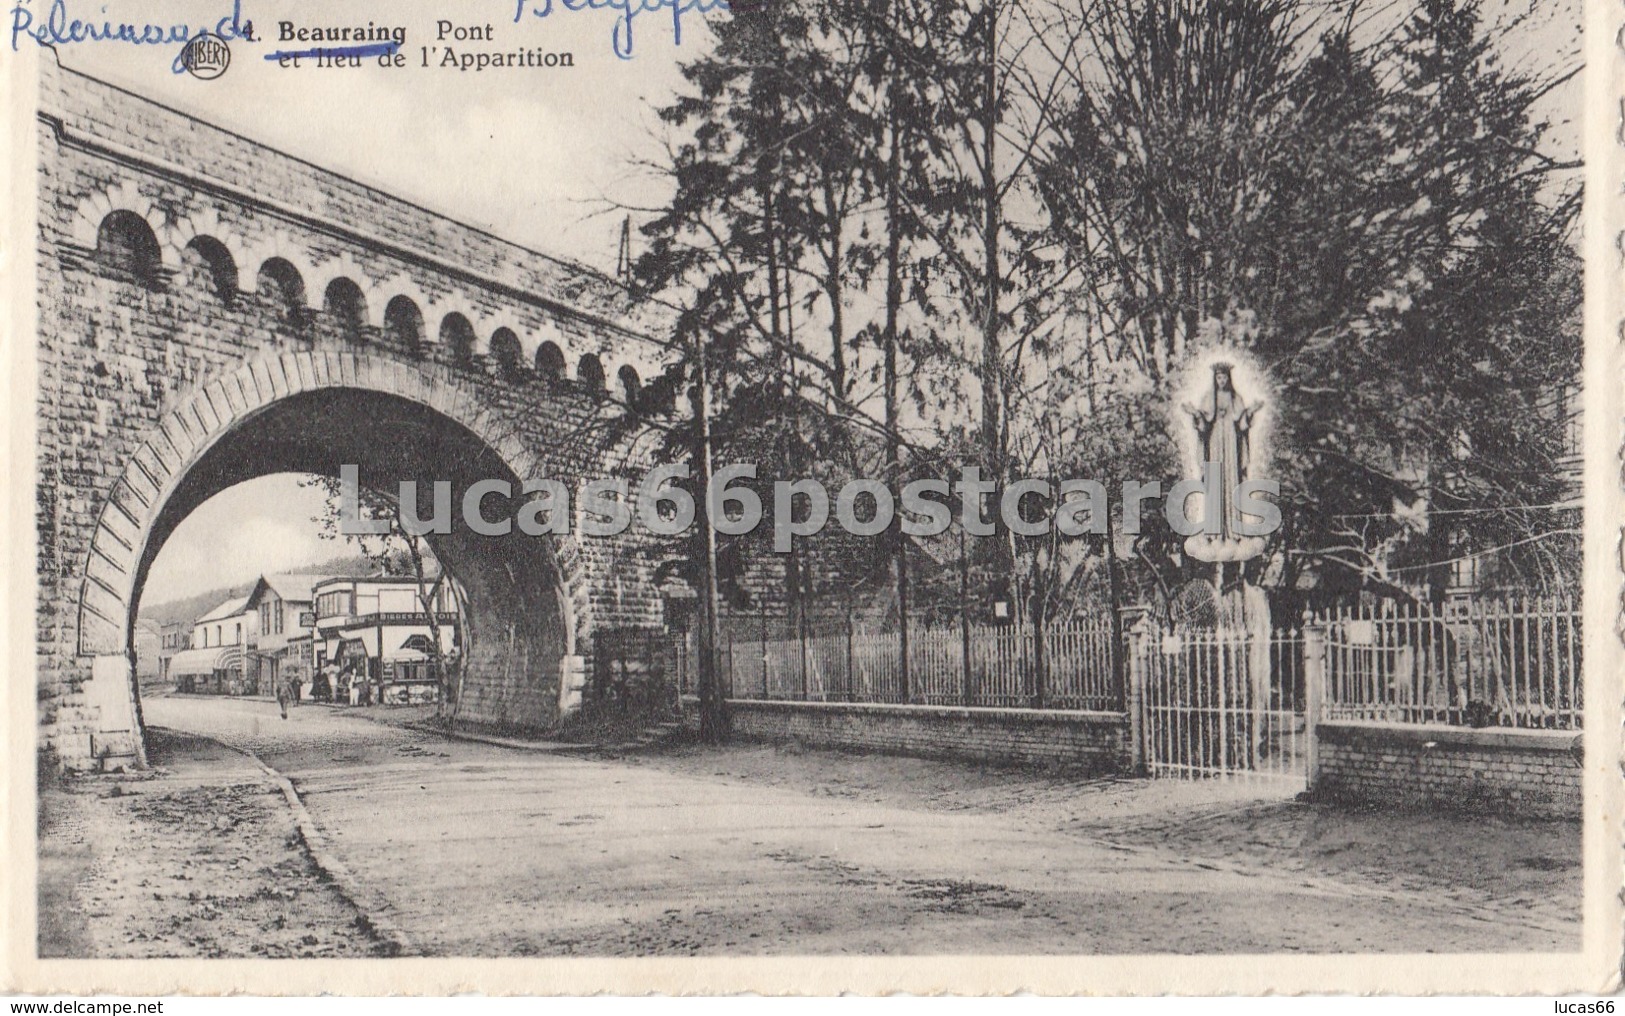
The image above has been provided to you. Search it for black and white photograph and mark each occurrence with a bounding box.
[3,0,1620,995]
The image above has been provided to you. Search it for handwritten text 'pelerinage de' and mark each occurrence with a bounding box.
[8,0,255,71]
[510,0,733,60]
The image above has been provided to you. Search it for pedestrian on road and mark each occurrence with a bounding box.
[275,671,292,720]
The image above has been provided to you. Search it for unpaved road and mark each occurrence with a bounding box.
[40,695,1581,956]
[38,727,389,958]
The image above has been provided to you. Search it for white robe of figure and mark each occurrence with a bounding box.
[1192,389,1254,541]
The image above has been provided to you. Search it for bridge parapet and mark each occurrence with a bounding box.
[40,55,678,388]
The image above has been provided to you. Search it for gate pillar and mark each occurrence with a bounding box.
[1126,620,1149,775]
[1303,622,1327,792]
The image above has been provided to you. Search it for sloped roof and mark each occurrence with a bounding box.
[196,595,250,624]
[254,573,337,604]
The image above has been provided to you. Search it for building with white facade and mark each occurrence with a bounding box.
[165,595,259,695]
[311,575,460,705]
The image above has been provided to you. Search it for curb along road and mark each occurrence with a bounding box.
[207,735,418,957]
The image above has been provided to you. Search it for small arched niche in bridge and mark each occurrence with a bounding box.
[617,365,641,411]
[577,353,606,394]
[96,210,163,291]
[535,341,566,382]
[384,296,426,357]
[491,328,524,381]
[440,312,477,367]
[180,235,237,306]
[323,278,369,343]
[257,257,309,335]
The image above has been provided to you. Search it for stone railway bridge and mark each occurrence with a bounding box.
[34,58,683,767]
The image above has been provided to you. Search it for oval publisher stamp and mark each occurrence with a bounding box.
[178,31,231,79]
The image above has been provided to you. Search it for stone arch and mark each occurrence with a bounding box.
[617,364,641,409]
[309,252,383,324]
[378,274,434,330]
[180,235,239,305]
[384,295,427,356]
[577,353,606,393]
[323,277,369,341]
[241,232,320,308]
[610,344,662,384]
[78,351,586,742]
[523,320,572,364]
[535,340,566,381]
[490,327,524,380]
[71,180,175,269]
[95,210,164,289]
[166,209,253,290]
[440,312,478,366]
[257,257,309,329]
[426,291,483,350]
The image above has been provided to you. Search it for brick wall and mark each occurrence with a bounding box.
[692,699,1132,772]
[1312,721,1582,819]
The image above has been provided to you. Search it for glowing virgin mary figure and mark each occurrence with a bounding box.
[1182,362,1263,560]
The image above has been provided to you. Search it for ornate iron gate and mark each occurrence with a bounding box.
[1136,625,1308,786]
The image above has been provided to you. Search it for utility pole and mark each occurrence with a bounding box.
[690,326,729,743]
[615,215,633,286]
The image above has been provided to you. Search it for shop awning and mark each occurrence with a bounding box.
[386,633,460,663]
[335,638,369,663]
[167,644,244,677]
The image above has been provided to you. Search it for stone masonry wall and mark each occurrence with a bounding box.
[1313,721,1582,820]
[34,56,679,763]
[693,699,1133,772]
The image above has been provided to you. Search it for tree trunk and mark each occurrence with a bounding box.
[823,178,848,399]
[976,1,1017,601]
[978,1,1003,482]
[883,60,911,703]
[692,331,729,743]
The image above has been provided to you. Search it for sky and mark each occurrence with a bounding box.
[26,0,1582,604]
[141,475,343,604]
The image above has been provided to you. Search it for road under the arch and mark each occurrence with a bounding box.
[124,387,576,743]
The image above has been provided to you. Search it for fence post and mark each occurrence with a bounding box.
[800,623,810,702]
[846,618,857,704]
[960,611,973,707]
[758,612,768,699]
[1126,620,1148,775]
[1302,612,1325,794]
[1031,621,1046,710]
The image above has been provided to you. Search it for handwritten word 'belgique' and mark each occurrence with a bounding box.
[510,0,731,60]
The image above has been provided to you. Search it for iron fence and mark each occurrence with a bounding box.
[1314,595,1581,730]
[674,593,1583,740]
[700,615,1124,711]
